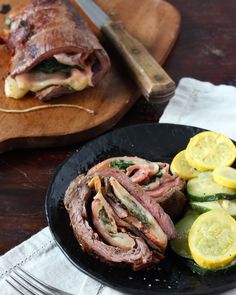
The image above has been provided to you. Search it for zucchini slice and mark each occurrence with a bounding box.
[187,172,236,201]
[190,199,236,218]
[170,210,200,259]
[184,257,236,275]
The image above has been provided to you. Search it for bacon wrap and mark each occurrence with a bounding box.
[5,0,110,84]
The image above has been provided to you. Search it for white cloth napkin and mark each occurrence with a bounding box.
[1,77,236,295]
[160,78,236,141]
[0,227,124,295]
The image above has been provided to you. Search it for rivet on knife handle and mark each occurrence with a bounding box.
[102,22,176,104]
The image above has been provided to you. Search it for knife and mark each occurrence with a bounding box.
[76,0,176,104]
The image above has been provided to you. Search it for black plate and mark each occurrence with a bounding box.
[45,123,236,295]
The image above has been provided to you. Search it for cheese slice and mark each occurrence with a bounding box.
[5,68,93,99]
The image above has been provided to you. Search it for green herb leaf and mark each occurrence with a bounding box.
[32,57,84,74]
[109,160,134,172]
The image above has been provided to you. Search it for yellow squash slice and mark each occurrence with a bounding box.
[185,131,236,171]
[188,210,236,269]
[170,150,199,180]
[213,166,236,189]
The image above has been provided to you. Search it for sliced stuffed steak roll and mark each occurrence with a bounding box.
[88,156,187,220]
[94,168,177,239]
[64,168,177,269]
[1,0,110,100]
[89,176,136,250]
[64,174,155,271]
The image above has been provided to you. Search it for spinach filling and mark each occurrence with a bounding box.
[109,160,134,172]
[99,208,111,225]
[147,169,163,182]
[31,57,84,74]
[128,200,150,227]
[107,183,151,228]
[156,169,163,178]
[141,169,163,188]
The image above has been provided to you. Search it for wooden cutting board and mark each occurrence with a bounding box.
[0,0,180,154]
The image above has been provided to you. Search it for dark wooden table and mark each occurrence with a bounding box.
[1,0,236,255]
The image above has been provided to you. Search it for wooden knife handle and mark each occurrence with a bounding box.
[102,22,176,104]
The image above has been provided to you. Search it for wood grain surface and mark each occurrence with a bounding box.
[2,0,236,256]
[0,0,180,154]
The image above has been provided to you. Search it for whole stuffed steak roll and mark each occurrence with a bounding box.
[88,156,187,221]
[2,0,110,100]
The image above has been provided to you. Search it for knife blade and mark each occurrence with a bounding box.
[76,0,176,104]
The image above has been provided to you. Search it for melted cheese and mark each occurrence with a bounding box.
[5,68,93,99]
[5,76,28,99]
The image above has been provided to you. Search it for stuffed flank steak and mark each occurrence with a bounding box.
[1,0,111,101]
[64,166,179,270]
[88,156,187,220]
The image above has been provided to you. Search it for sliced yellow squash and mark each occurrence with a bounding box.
[213,166,236,189]
[185,131,236,171]
[170,150,199,180]
[188,210,236,269]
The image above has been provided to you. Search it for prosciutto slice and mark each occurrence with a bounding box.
[2,0,110,100]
